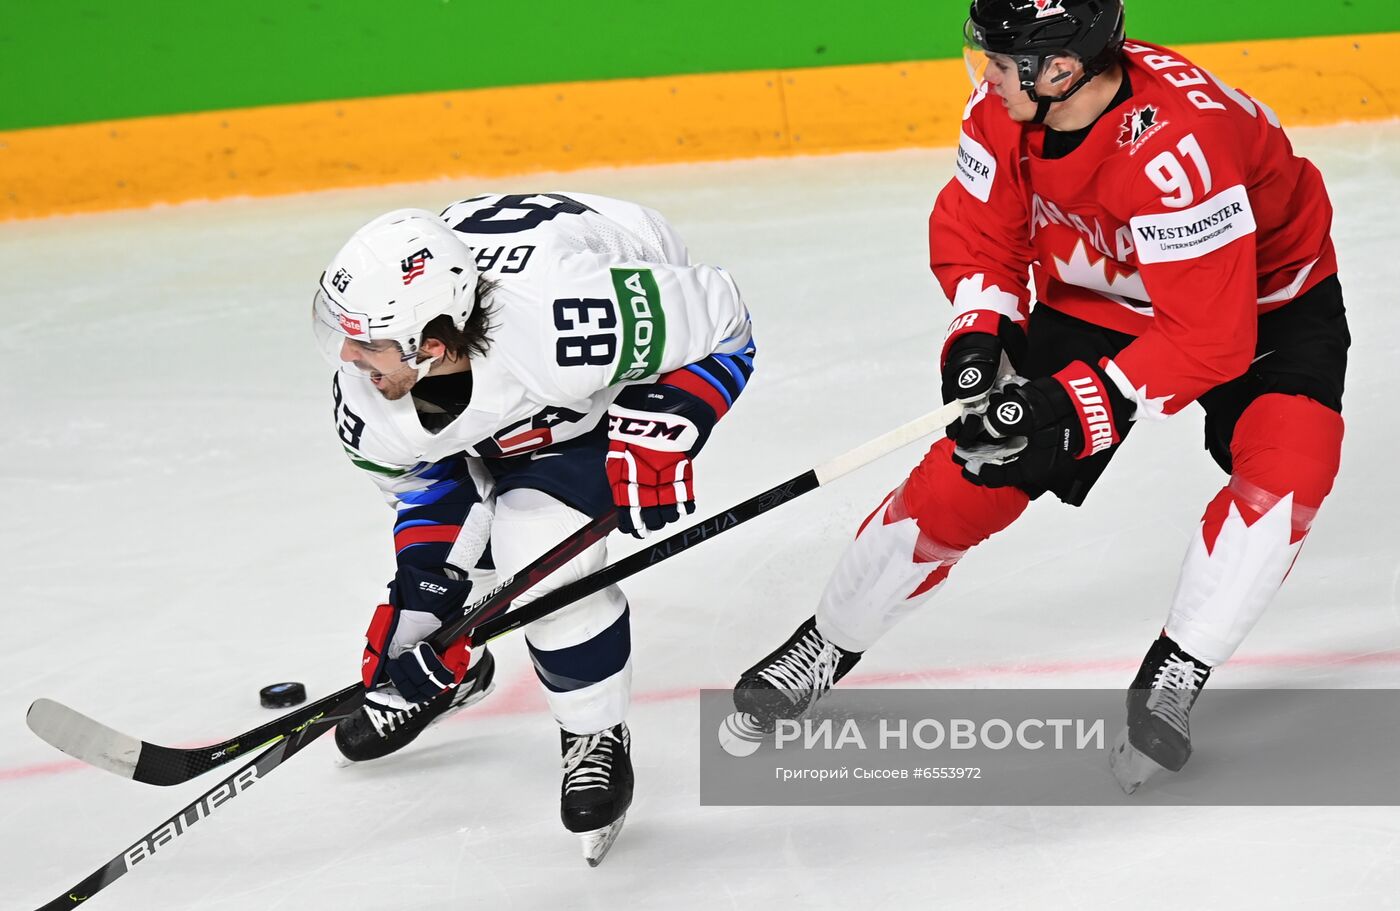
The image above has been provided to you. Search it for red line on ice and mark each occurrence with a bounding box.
[5,647,1398,783]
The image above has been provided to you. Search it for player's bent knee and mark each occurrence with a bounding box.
[1228,394,1344,529]
[900,438,1030,551]
[528,602,632,694]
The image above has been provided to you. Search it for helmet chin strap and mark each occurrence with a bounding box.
[411,352,440,381]
[1028,68,1094,126]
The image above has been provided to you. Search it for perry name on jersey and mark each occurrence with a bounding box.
[330,192,753,498]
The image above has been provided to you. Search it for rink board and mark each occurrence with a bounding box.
[2,32,1398,220]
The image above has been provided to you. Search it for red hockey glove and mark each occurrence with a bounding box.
[361,566,474,707]
[607,384,717,538]
[954,359,1132,489]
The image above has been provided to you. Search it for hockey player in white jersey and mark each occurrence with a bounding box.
[310,193,755,862]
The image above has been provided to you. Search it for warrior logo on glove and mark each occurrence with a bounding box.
[995,401,1024,425]
[958,366,985,391]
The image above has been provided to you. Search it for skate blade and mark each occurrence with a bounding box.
[1108,728,1167,795]
[579,813,627,867]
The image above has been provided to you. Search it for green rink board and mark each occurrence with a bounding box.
[4,0,1397,131]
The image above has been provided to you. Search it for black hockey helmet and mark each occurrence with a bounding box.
[964,0,1125,108]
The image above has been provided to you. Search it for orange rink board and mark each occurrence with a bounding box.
[2,33,1396,221]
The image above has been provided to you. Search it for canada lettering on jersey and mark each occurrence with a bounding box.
[1031,195,1144,301]
[1030,194,1136,261]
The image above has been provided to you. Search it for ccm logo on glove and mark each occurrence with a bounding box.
[608,409,700,451]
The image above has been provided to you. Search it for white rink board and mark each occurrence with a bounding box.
[3,121,1399,911]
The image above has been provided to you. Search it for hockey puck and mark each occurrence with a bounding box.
[259,682,307,709]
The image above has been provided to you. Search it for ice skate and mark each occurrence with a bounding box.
[1110,634,1212,794]
[732,616,862,732]
[334,647,495,763]
[561,722,632,866]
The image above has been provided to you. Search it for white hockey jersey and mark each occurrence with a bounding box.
[329,192,754,508]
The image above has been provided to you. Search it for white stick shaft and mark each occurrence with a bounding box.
[813,401,963,487]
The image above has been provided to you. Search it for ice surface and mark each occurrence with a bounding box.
[2,121,1399,911]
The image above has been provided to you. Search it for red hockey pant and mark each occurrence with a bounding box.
[815,394,1342,663]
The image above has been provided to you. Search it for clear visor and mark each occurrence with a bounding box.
[962,19,1058,92]
[311,289,412,377]
[962,18,990,88]
[963,45,995,89]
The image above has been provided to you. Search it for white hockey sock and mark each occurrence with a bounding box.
[1166,479,1311,666]
[816,494,965,654]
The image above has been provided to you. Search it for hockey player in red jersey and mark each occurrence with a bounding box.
[733,0,1348,793]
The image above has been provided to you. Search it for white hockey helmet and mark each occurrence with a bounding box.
[312,208,478,377]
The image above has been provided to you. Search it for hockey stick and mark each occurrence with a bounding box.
[29,712,330,911]
[467,400,963,646]
[26,403,959,910]
[29,400,960,786]
[25,515,618,910]
[26,512,618,786]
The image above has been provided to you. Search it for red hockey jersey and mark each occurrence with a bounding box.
[929,40,1336,418]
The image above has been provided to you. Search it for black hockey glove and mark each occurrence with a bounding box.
[954,359,1133,490]
[939,310,1026,440]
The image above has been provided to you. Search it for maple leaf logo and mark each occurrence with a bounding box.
[1050,239,1150,306]
[1117,105,1166,150]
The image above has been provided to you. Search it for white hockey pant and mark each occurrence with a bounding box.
[491,488,631,735]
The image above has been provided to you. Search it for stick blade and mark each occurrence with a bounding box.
[27,698,141,780]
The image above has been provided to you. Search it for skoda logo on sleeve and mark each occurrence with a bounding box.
[957,367,983,390]
[995,401,1024,425]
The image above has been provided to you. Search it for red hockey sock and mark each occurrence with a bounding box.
[886,438,1029,596]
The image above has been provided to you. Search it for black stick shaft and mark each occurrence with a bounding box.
[29,404,960,906]
[467,401,961,645]
[428,512,617,651]
[27,515,619,907]
[471,470,820,644]
[33,693,350,911]
[32,514,617,790]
